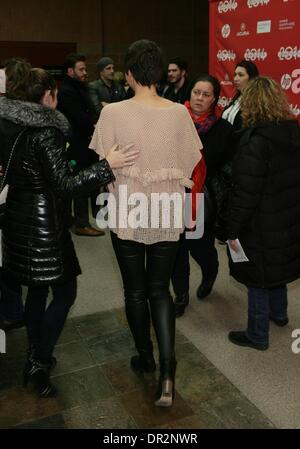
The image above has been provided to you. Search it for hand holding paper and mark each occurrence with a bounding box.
[227,239,249,263]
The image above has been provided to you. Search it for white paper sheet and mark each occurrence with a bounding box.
[0,185,8,267]
[227,239,249,263]
[0,184,8,205]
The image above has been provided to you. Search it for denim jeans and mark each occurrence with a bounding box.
[247,285,288,345]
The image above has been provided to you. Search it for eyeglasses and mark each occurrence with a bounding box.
[192,89,213,98]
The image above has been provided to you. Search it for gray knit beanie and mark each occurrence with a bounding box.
[96,57,114,71]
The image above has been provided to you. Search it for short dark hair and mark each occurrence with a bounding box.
[27,68,57,103]
[64,53,86,70]
[235,60,259,80]
[4,58,32,101]
[168,57,188,72]
[190,74,220,105]
[124,39,164,87]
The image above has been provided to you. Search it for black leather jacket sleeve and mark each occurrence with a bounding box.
[36,127,115,198]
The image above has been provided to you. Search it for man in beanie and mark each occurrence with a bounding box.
[88,56,126,117]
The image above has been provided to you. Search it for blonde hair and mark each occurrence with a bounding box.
[240,76,293,127]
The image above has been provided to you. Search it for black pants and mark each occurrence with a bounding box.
[171,228,219,295]
[0,269,23,322]
[111,232,179,364]
[24,278,77,364]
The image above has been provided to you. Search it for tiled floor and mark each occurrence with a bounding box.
[0,309,275,429]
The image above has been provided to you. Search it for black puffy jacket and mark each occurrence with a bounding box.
[227,120,300,288]
[0,96,115,286]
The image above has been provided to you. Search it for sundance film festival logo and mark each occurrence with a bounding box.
[218,0,238,14]
[95,186,205,240]
[237,22,250,36]
[281,74,293,90]
[0,330,6,353]
[247,0,270,7]
[244,48,267,61]
[280,69,300,93]
[217,50,236,62]
[218,96,231,108]
[221,24,231,38]
[278,46,300,61]
[290,104,300,117]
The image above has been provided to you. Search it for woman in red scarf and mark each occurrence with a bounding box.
[171,75,233,317]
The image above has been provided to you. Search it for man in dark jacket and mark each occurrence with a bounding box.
[163,57,190,104]
[87,57,126,117]
[57,53,104,236]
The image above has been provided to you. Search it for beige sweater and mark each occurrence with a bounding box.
[90,99,202,244]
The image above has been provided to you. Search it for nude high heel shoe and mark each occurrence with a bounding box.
[154,359,176,407]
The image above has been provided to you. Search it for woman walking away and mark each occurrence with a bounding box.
[90,39,201,407]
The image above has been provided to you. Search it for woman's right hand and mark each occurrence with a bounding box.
[106,144,139,169]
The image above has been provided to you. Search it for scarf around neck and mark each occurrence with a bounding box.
[185,101,218,135]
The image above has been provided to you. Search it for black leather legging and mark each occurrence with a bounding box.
[111,232,179,364]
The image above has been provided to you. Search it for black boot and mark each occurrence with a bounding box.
[27,345,57,370]
[131,351,156,373]
[155,359,177,408]
[270,316,289,327]
[23,358,57,398]
[196,274,217,300]
[228,331,269,351]
[174,292,189,318]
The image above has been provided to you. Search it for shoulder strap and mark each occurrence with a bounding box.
[0,128,28,192]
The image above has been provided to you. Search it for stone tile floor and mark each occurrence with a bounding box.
[0,309,275,429]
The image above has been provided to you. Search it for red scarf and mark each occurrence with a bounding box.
[185,101,218,135]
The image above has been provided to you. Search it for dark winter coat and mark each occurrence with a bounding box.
[200,118,234,178]
[57,76,98,168]
[227,120,300,288]
[0,96,115,286]
[163,80,190,104]
[87,78,126,117]
[199,118,234,231]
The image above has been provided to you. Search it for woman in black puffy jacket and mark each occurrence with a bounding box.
[227,77,300,351]
[0,65,138,397]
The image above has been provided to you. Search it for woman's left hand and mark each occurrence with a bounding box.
[106,143,139,169]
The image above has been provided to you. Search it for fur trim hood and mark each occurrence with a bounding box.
[0,96,70,136]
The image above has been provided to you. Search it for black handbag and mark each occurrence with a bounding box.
[0,128,27,228]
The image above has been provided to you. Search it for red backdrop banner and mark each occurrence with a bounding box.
[209,0,300,120]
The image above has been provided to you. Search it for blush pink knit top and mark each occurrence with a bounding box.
[90,99,202,244]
